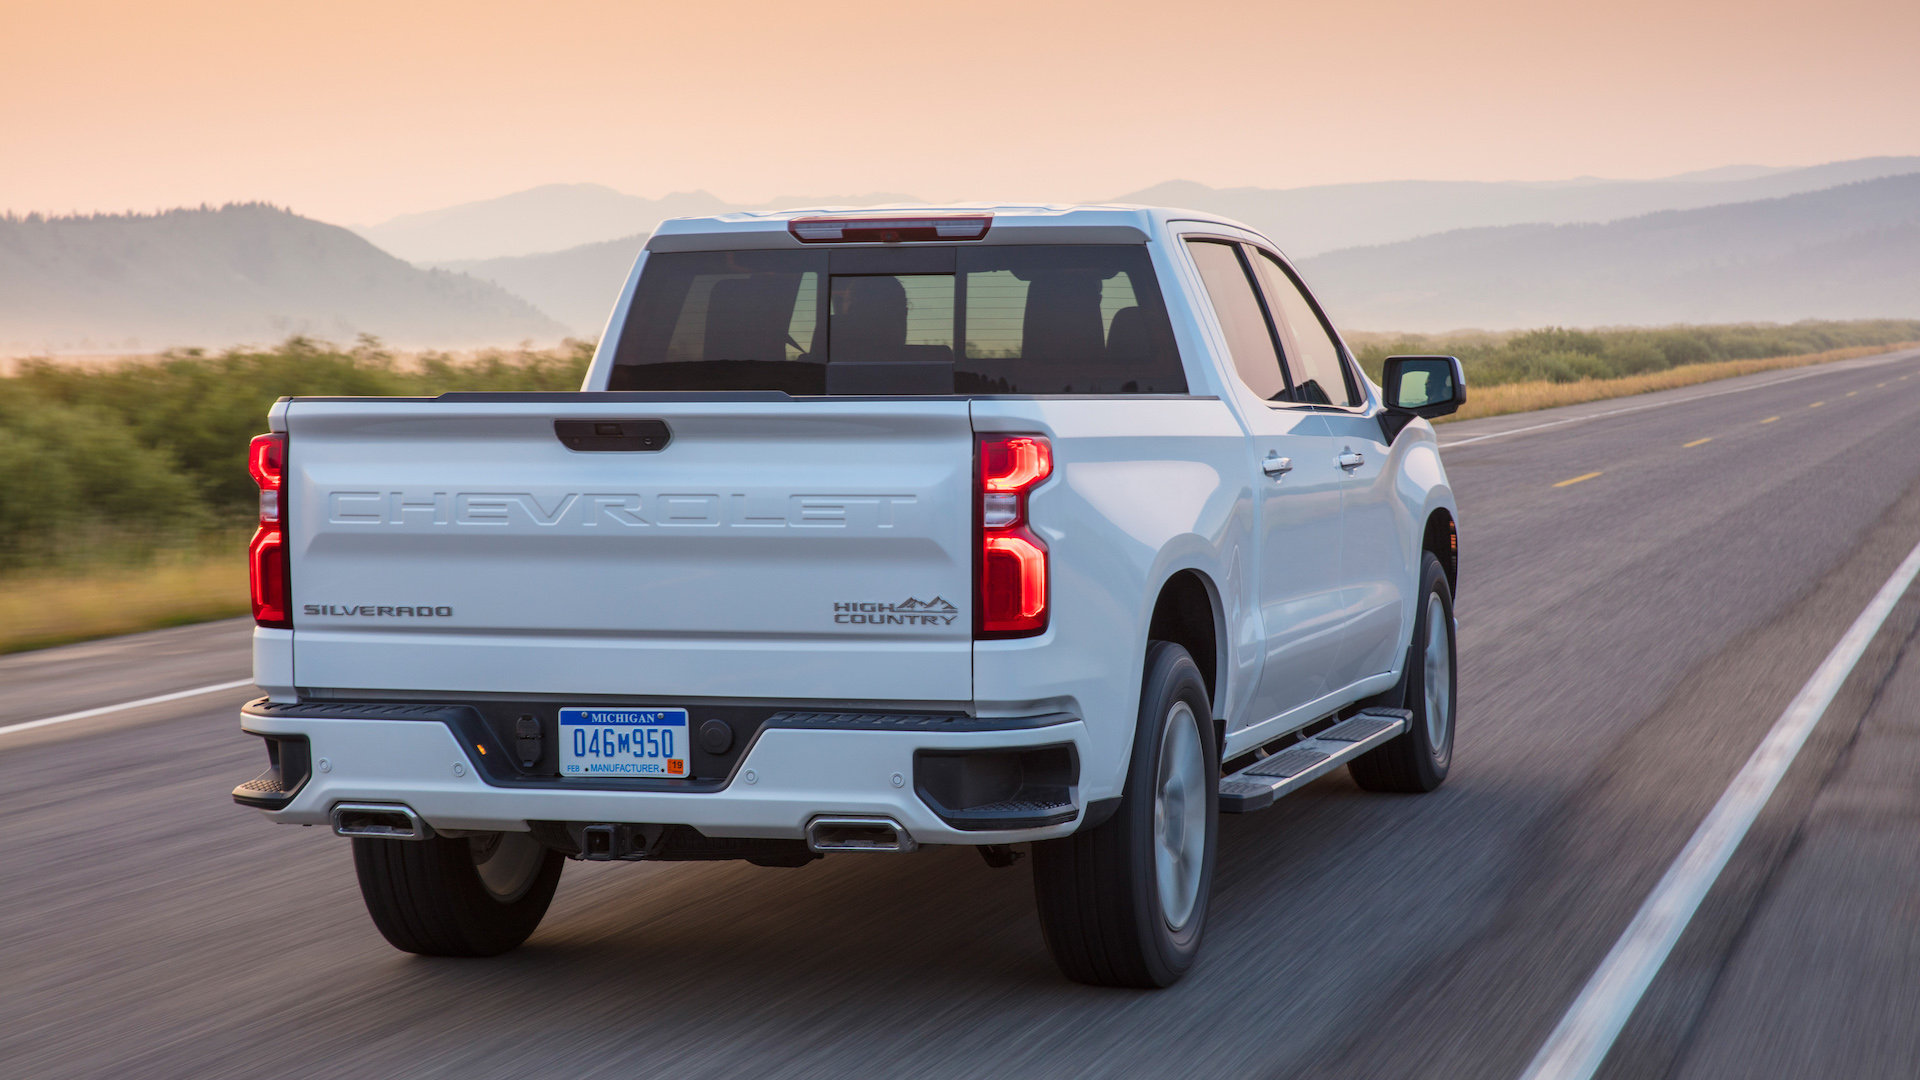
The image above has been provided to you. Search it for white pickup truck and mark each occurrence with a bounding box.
[233,204,1464,987]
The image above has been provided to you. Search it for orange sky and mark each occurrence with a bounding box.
[2,0,1916,225]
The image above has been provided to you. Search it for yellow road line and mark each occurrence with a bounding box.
[1761,416,1780,424]
[1810,401,1824,408]
[1683,438,1712,448]
[1554,472,1604,488]
[1847,391,1859,396]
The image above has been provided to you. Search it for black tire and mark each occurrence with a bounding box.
[352,831,565,957]
[1349,551,1455,793]
[1032,641,1219,988]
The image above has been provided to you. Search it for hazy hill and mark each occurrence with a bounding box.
[397,165,1920,339]
[12,164,1917,354]
[0,204,568,353]
[443,232,650,335]
[1297,173,1920,330]
[357,156,1919,269]
[359,184,918,263]
[1118,156,1920,257]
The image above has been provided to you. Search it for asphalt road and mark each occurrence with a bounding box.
[5,347,1920,1080]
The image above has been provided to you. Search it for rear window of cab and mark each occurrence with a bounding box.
[608,245,1187,395]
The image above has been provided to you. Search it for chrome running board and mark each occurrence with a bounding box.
[1218,708,1411,813]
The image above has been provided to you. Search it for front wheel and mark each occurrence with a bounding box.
[1349,550,1456,793]
[1032,641,1219,987]
[352,830,565,957]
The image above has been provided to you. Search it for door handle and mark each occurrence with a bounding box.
[1337,451,1365,470]
[1262,454,1293,477]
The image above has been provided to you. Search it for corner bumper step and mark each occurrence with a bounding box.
[1218,708,1411,813]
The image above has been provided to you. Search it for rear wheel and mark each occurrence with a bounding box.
[1032,641,1218,987]
[352,831,564,957]
[1349,551,1455,793]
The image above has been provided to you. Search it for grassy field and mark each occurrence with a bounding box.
[1438,342,1918,423]
[0,540,247,654]
[1348,319,1920,387]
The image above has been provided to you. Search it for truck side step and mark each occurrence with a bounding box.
[1218,708,1411,812]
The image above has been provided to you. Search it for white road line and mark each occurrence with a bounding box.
[0,678,255,739]
[1441,349,1920,449]
[1517,533,1920,1080]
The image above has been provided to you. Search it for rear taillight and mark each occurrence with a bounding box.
[248,432,291,628]
[976,435,1051,637]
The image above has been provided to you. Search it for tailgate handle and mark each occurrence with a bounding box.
[555,419,671,452]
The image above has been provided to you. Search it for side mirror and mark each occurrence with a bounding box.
[1383,354,1466,416]
[1379,355,1466,441]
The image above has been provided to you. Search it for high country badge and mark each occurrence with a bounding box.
[834,597,959,626]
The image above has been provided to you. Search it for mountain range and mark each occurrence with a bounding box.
[1297,173,1920,328]
[432,158,1920,335]
[356,157,1920,267]
[4,158,1917,352]
[0,204,565,353]
[1111,156,1920,258]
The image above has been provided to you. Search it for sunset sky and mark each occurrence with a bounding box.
[3,0,1916,226]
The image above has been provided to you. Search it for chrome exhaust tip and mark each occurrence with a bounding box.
[331,802,432,841]
[806,816,916,853]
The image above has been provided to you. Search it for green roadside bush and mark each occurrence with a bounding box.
[1349,319,1920,387]
[0,336,593,568]
[0,397,207,563]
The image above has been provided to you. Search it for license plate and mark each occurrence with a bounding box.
[559,707,690,778]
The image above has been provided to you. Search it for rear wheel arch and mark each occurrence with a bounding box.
[1147,569,1222,711]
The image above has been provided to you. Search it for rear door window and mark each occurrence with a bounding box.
[610,245,1184,395]
[1248,249,1358,407]
[1184,239,1289,401]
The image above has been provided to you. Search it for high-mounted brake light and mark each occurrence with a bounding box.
[976,435,1051,637]
[789,214,992,244]
[248,432,291,628]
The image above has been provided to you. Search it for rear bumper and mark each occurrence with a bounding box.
[238,705,1090,845]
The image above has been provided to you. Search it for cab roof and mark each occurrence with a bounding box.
[644,203,1268,252]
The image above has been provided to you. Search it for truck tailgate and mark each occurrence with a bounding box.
[283,397,974,701]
